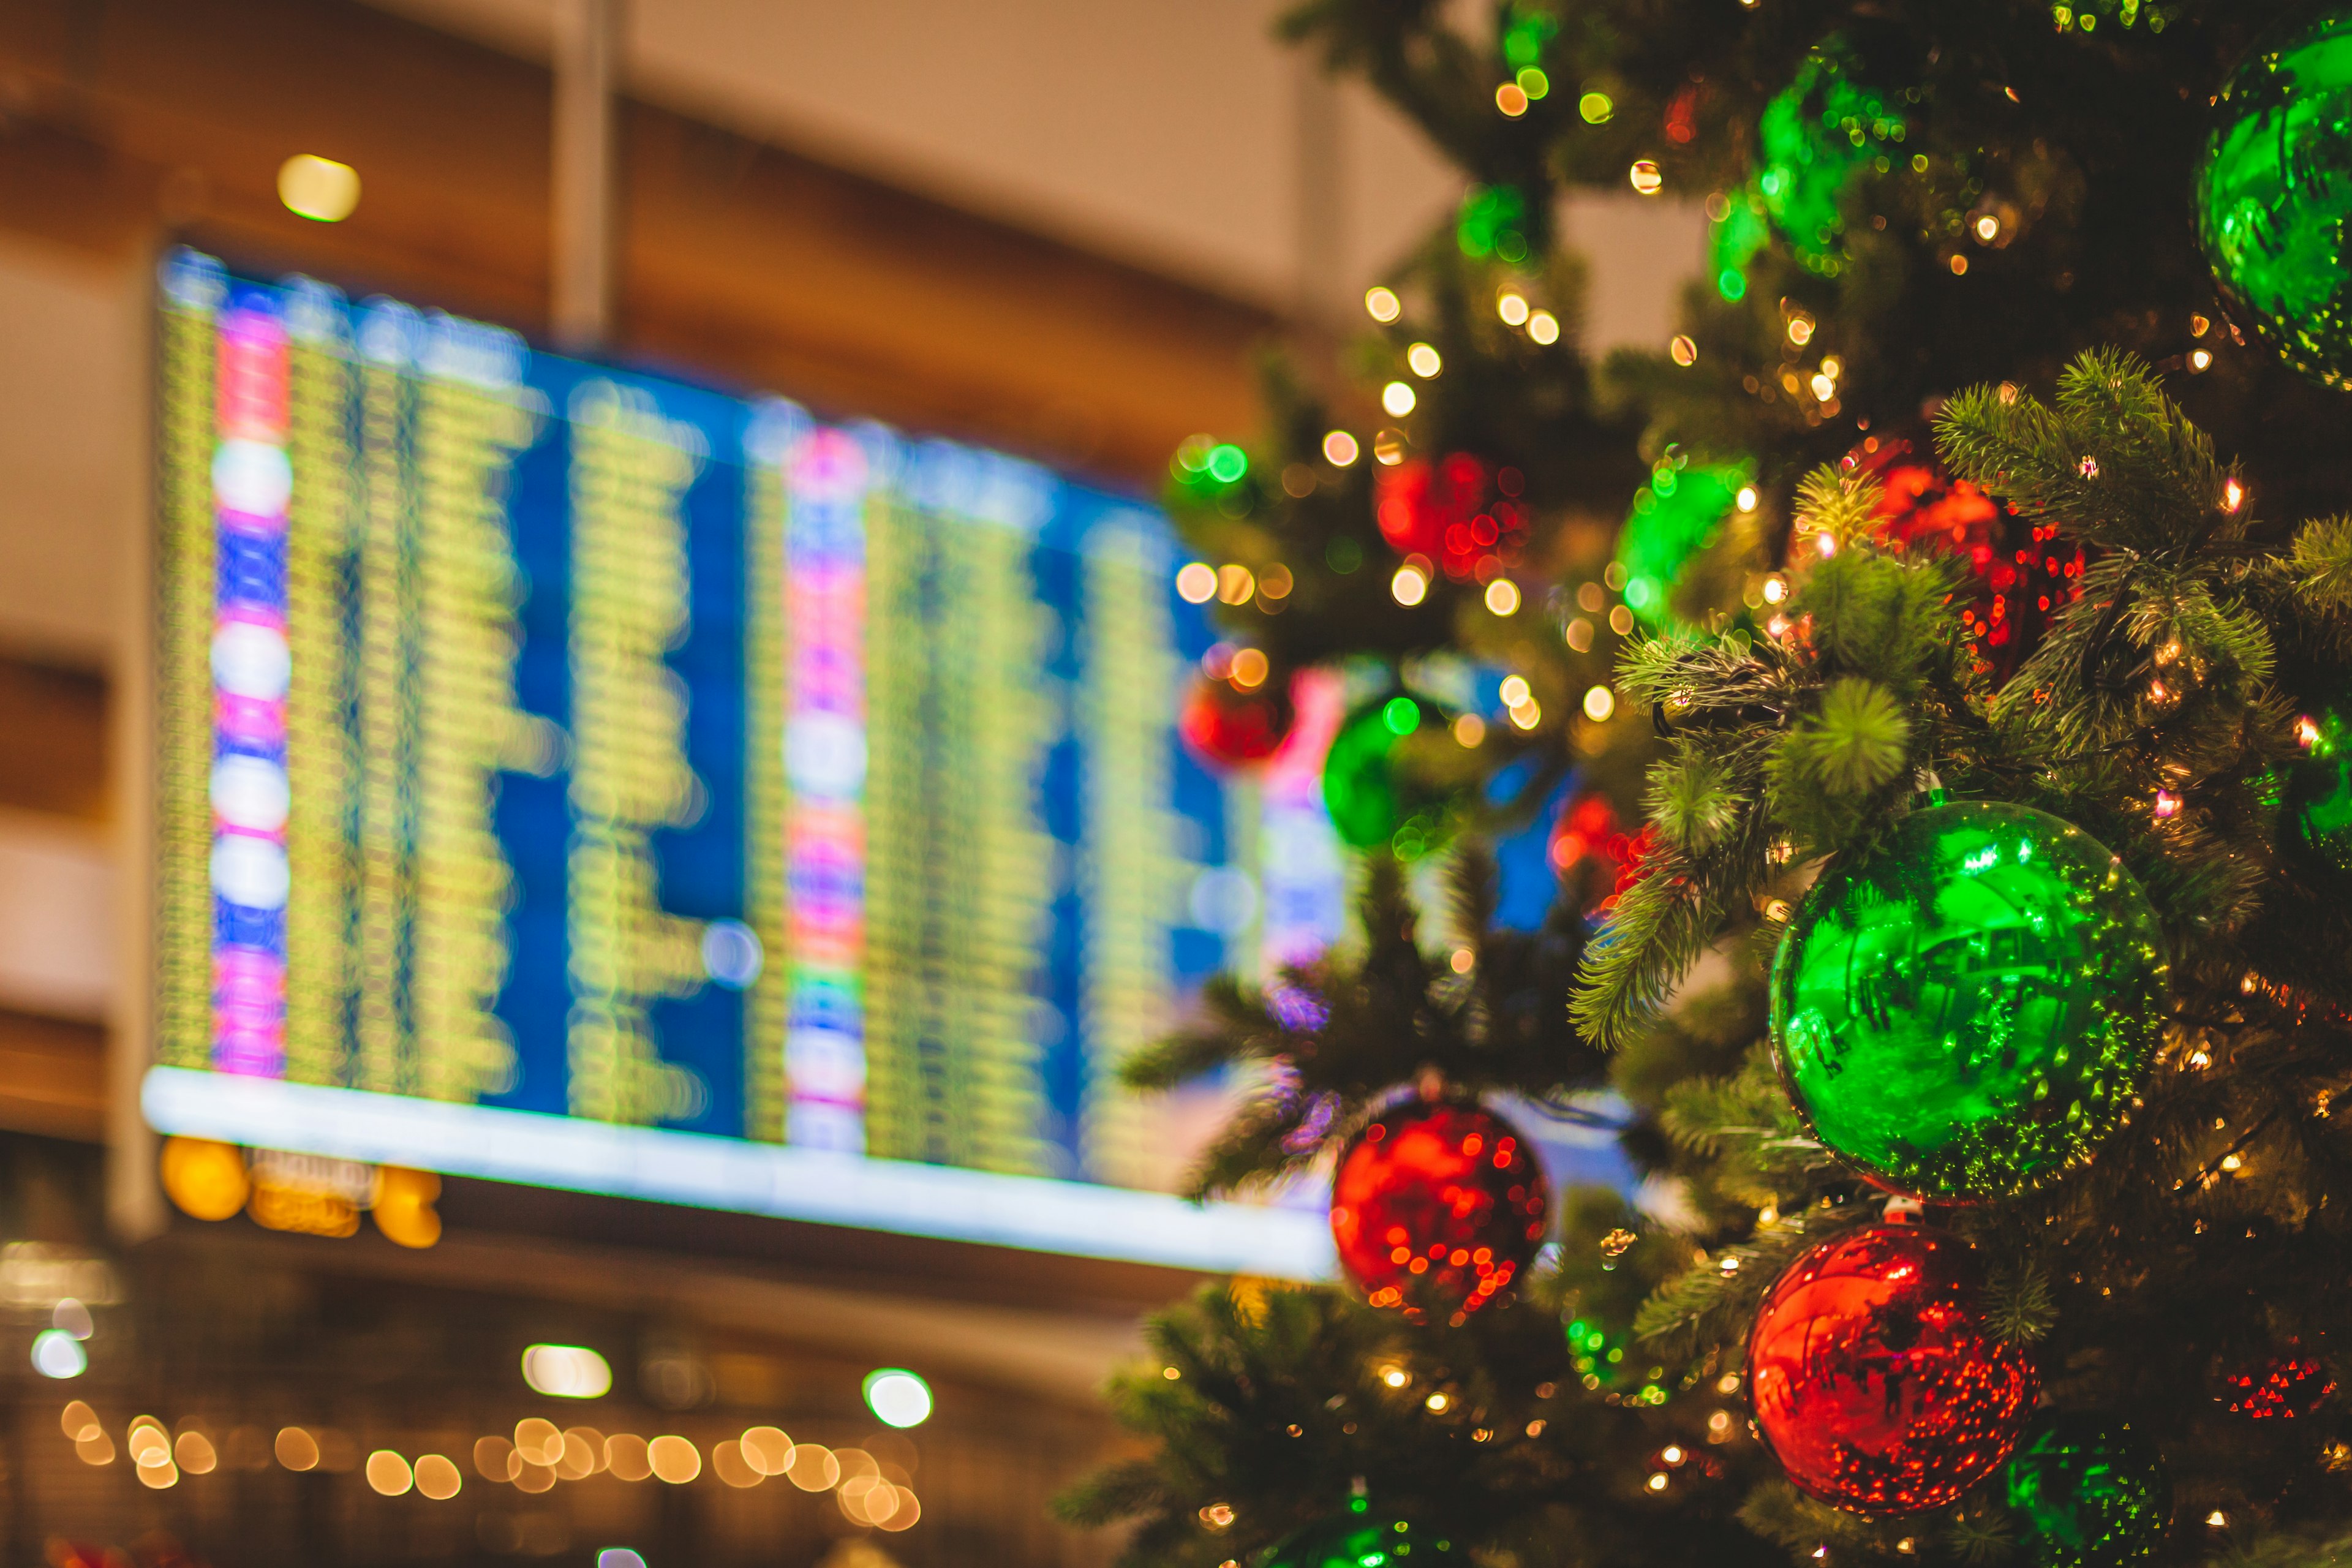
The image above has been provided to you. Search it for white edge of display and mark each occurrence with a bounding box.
[141,1066,1336,1280]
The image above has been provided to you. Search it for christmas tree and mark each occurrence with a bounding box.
[1063,4,2352,1566]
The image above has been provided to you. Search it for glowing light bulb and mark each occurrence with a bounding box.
[1736,486,1760,513]
[1406,343,1442,378]
[1485,578,1521,616]
[1381,381,1417,417]
[1498,293,1529,326]
[1175,562,1218,603]
[1526,310,1559,345]
[1582,687,1616,722]
[277,154,360,222]
[1390,565,1428,606]
[1669,334,1697,366]
[1322,430,1360,466]
[1364,287,1401,323]
[1629,160,1664,195]
[1495,83,1529,117]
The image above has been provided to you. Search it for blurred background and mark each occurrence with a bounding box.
[0,2,1702,1564]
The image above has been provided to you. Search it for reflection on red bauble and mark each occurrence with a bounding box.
[1180,675,1295,769]
[1373,454,1528,582]
[2220,1355,2336,1419]
[1747,1223,2038,1515]
[1330,1101,1547,1320]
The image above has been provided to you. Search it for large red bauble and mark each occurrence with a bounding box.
[1329,1101,1547,1319]
[1747,1223,2038,1515]
[1180,676,1295,769]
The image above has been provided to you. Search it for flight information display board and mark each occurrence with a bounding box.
[143,248,1346,1274]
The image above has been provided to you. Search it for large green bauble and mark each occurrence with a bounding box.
[2196,8,2352,389]
[1769,800,2168,1200]
[1259,1509,1452,1568]
[1321,695,1461,859]
[2005,1413,2171,1568]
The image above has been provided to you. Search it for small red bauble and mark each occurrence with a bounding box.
[1180,675,1295,769]
[1330,1101,1547,1319]
[2220,1355,2335,1419]
[1374,454,1525,581]
[1747,1223,2038,1515]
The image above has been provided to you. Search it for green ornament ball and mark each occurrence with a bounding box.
[1321,695,1463,859]
[2286,704,2352,877]
[1768,799,2168,1200]
[2005,1413,2171,1568]
[2197,7,2352,389]
[1259,1507,1451,1568]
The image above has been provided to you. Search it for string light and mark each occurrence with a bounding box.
[1629,160,1664,195]
[1391,565,1428,606]
[1527,310,1559,344]
[1736,486,1760,513]
[1582,687,1616,722]
[1406,343,1442,378]
[2190,349,2212,371]
[1381,381,1417,417]
[1670,334,1698,366]
[1496,83,1529,117]
[1498,293,1530,326]
[1484,578,1521,615]
[1364,287,1401,323]
[1322,430,1359,466]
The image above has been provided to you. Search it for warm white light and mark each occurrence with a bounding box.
[1669,334,1697,366]
[1811,372,1836,401]
[2190,349,2212,372]
[1736,486,1759,513]
[1499,675,1532,709]
[1484,579,1520,616]
[1526,311,1559,345]
[1508,701,1540,731]
[1648,1473,1668,1491]
[368,1450,415,1496]
[1175,562,1218,603]
[1322,431,1360,466]
[415,1454,462,1499]
[1381,381,1417,417]
[1425,1392,1450,1413]
[1629,160,1664,195]
[1406,343,1442,378]
[1974,214,2000,241]
[1452,714,1486,747]
[1498,293,1529,326]
[1761,574,1787,604]
[1364,287,1402,323]
[864,1368,934,1428]
[1390,566,1428,606]
[522,1344,612,1399]
[278,154,361,222]
[1583,687,1616,723]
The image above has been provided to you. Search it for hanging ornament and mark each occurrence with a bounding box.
[1374,454,1526,582]
[1615,454,1750,630]
[1853,431,2087,684]
[2217,1354,2336,1419]
[1261,1507,1452,1568]
[2286,704,2352,878]
[1321,694,1466,859]
[1748,1222,2038,1514]
[1330,1101,1547,1320]
[1711,36,1909,297]
[2005,1414,2171,1568]
[2198,7,2352,390]
[1770,797,2168,1200]
[1180,674,1295,770]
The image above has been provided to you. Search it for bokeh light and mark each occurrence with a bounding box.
[864,1368,935,1428]
[277,154,361,222]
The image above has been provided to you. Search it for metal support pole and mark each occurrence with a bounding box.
[551,0,620,352]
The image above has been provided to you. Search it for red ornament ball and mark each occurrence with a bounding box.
[1373,453,1526,581]
[1180,674,1294,768]
[1748,1223,2038,1515]
[1330,1101,1547,1319]
[2219,1355,2335,1419]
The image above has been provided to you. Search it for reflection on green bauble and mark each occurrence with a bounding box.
[2197,7,2352,388]
[1768,800,2168,1199]
[1259,1507,1450,1568]
[2286,704,2352,876]
[1322,695,1462,859]
[2006,1413,2171,1568]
